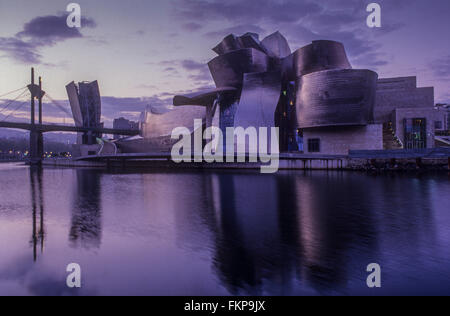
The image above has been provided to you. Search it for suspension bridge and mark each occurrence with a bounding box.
[0,68,140,164]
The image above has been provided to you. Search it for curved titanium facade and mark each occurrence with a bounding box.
[213,34,241,56]
[173,31,379,153]
[235,71,282,128]
[261,31,291,58]
[173,87,237,107]
[282,40,352,80]
[208,48,271,89]
[213,32,268,56]
[141,106,205,138]
[296,69,378,128]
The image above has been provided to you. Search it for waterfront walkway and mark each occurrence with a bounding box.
[38,148,450,171]
[349,148,450,159]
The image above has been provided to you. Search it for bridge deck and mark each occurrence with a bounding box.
[0,121,140,136]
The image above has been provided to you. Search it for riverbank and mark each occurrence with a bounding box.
[0,160,24,163]
[39,148,450,172]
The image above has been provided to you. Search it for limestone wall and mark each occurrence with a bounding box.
[303,124,383,155]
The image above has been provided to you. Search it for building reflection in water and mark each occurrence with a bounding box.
[294,172,379,292]
[24,166,438,294]
[69,170,103,249]
[209,173,291,295]
[190,171,436,295]
[29,166,45,262]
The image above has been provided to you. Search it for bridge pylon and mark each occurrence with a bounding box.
[29,129,42,164]
[28,68,45,164]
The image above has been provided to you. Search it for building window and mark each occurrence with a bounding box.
[308,139,321,153]
[404,118,427,149]
[435,121,443,130]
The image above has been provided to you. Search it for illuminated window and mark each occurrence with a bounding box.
[404,118,427,149]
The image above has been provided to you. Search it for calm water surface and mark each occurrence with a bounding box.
[0,163,449,296]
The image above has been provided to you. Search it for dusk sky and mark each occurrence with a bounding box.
[0,0,449,126]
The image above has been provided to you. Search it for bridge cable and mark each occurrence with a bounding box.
[43,94,73,119]
[0,99,30,122]
[0,89,29,115]
[0,86,27,99]
[0,93,31,122]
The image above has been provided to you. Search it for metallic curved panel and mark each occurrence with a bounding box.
[66,80,103,144]
[282,40,352,80]
[77,81,102,128]
[213,33,268,56]
[208,48,271,88]
[173,87,237,106]
[141,105,205,138]
[213,34,240,55]
[296,69,378,128]
[66,81,83,127]
[236,32,268,55]
[261,31,291,58]
[235,71,282,129]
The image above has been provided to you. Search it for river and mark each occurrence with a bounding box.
[0,163,449,295]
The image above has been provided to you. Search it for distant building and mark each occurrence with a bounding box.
[435,103,450,130]
[434,104,450,147]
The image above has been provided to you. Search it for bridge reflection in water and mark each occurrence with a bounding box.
[18,167,448,295]
[29,166,45,262]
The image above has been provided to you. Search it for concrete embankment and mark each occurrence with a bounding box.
[41,148,450,172]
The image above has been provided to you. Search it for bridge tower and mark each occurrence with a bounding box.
[28,68,45,164]
[38,76,44,159]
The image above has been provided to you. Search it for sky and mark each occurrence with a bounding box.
[0,0,449,127]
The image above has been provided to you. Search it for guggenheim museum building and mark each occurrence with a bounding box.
[70,31,449,156]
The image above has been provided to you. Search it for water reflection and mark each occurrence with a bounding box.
[210,173,291,295]
[180,171,440,295]
[293,173,379,292]
[203,172,361,294]
[29,166,45,262]
[15,165,448,295]
[69,170,102,249]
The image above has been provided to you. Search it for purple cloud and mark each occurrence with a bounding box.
[17,15,96,43]
[0,37,42,64]
[183,22,203,32]
[430,55,450,80]
[0,14,96,64]
[173,0,409,71]
[157,59,212,85]
[204,24,266,39]
[174,0,321,24]
[180,59,204,71]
